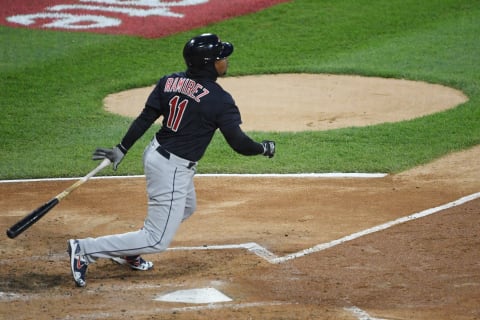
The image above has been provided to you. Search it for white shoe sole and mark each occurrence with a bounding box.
[111,257,154,271]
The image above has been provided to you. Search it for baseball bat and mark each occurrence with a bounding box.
[6,158,111,239]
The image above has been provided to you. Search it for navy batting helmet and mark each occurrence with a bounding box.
[183,33,234,68]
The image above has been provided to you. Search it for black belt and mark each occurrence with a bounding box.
[156,145,196,169]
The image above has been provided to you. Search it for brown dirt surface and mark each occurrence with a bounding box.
[104,73,468,131]
[1,74,479,320]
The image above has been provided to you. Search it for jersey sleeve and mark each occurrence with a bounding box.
[120,105,161,150]
[220,125,264,155]
[145,78,166,112]
[216,93,242,130]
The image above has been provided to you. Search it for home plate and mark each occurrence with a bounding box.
[154,287,232,304]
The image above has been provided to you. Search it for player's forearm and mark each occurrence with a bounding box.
[221,125,264,156]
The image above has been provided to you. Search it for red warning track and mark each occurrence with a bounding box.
[0,0,290,38]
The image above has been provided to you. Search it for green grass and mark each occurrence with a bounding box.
[1,0,479,179]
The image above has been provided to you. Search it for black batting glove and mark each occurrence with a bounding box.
[261,140,275,158]
[92,144,126,170]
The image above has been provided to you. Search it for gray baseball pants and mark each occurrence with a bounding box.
[78,137,197,264]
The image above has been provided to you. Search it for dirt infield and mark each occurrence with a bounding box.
[1,75,479,319]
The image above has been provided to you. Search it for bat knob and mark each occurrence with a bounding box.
[6,228,16,239]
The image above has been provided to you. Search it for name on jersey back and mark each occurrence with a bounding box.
[164,77,210,103]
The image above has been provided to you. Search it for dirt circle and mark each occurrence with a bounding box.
[104,73,468,131]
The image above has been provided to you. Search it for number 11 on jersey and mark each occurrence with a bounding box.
[167,95,188,132]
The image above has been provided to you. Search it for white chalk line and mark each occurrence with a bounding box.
[168,191,480,264]
[270,191,480,263]
[0,172,387,184]
[4,192,479,267]
[345,306,388,320]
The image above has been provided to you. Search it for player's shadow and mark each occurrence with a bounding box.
[0,273,65,292]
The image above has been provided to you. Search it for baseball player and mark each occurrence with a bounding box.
[67,33,276,287]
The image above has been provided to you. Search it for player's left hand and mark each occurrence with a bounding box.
[261,140,275,158]
[92,145,125,170]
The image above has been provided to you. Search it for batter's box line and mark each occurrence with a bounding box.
[170,191,480,264]
[6,192,479,267]
[168,242,278,261]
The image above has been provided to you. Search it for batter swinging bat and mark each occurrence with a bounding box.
[6,158,111,239]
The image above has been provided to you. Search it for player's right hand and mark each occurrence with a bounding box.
[92,145,125,170]
[261,140,275,158]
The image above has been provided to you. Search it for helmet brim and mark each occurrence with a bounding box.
[217,42,233,60]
